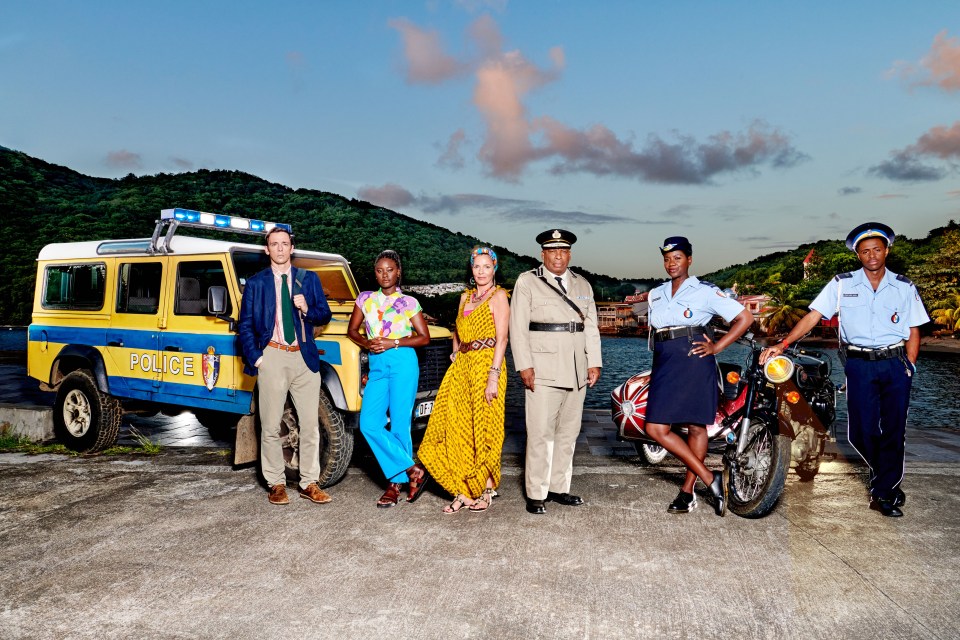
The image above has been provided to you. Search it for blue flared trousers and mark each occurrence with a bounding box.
[359,347,420,483]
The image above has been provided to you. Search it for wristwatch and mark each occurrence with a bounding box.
[394,339,400,349]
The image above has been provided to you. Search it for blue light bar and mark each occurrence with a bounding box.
[160,208,292,236]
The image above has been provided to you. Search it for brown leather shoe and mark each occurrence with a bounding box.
[406,463,430,503]
[299,483,332,504]
[377,483,402,508]
[268,484,289,505]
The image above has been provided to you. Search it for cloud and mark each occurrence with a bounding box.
[390,16,805,184]
[876,194,908,199]
[170,156,193,170]
[868,122,960,182]
[105,150,142,170]
[388,18,467,84]
[539,118,807,184]
[455,0,508,12]
[357,182,634,225]
[890,30,960,93]
[659,204,697,218]
[357,183,417,209]
[838,186,862,195]
[947,190,960,199]
[436,129,468,169]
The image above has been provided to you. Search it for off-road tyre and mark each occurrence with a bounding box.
[634,442,669,465]
[726,423,791,518]
[281,390,354,488]
[53,370,122,453]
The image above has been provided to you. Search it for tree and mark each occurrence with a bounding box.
[931,293,960,333]
[760,283,810,337]
[910,228,960,304]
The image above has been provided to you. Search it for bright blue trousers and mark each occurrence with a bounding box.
[359,347,420,483]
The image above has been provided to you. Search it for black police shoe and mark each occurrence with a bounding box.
[546,492,584,506]
[869,497,904,518]
[525,499,546,515]
[707,471,726,517]
[668,491,698,514]
[892,488,906,508]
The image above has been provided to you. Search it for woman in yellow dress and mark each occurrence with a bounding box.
[418,247,510,513]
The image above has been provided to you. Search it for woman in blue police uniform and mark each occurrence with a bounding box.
[645,237,753,516]
[761,223,929,517]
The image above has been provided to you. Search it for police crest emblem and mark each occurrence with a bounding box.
[202,346,220,391]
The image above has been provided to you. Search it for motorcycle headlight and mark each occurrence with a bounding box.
[764,355,795,384]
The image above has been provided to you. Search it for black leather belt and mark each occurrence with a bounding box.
[653,325,708,343]
[845,344,905,361]
[529,321,584,333]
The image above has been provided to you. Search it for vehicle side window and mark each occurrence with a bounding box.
[42,263,106,310]
[117,262,163,314]
[175,260,231,316]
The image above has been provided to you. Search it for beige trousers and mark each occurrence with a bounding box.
[524,383,586,500]
[257,347,322,489]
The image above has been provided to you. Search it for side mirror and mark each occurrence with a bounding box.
[207,286,228,315]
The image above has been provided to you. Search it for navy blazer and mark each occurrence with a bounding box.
[238,266,332,377]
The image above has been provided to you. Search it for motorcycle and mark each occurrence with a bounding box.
[610,333,838,518]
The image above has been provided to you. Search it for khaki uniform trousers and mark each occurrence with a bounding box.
[257,346,322,489]
[524,383,586,501]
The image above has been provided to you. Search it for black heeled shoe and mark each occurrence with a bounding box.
[708,470,726,517]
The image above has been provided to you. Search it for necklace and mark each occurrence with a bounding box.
[471,285,493,304]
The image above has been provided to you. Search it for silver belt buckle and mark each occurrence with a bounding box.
[568,321,577,332]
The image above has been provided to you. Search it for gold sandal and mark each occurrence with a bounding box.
[469,488,494,512]
[443,495,469,514]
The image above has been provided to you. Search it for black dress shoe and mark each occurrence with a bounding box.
[870,497,904,517]
[546,492,584,506]
[892,488,906,508]
[707,471,726,517]
[667,491,698,514]
[526,499,546,515]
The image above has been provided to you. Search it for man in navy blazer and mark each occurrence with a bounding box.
[239,227,333,506]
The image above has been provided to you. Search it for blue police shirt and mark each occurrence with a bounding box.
[809,268,929,348]
[648,277,745,329]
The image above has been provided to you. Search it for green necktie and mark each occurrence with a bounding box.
[281,274,296,344]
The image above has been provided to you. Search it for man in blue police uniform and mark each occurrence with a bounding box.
[761,222,929,517]
[239,227,333,506]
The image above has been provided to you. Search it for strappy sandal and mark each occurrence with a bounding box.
[376,483,402,509]
[469,488,495,513]
[406,463,430,503]
[442,495,469,514]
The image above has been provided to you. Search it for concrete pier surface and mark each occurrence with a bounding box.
[2,363,959,639]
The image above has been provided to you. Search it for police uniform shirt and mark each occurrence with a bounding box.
[648,277,745,329]
[809,268,929,348]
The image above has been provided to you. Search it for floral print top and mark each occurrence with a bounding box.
[356,289,423,339]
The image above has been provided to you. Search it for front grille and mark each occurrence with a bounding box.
[416,340,452,392]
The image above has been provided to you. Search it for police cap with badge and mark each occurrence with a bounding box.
[659,236,693,256]
[845,222,894,252]
[537,229,577,249]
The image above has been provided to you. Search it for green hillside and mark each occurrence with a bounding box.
[0,147,640,325]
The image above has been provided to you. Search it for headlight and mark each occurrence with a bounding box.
[619,401,635,418]
[764,355,795,384]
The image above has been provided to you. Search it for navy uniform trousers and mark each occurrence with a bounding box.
[845,356,912,500]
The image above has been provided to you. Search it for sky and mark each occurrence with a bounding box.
[2,1,959,279]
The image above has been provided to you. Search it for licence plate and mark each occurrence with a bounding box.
[415,401,434,418]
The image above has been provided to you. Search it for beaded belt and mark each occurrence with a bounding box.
[845,342,905,361]
[267,340,300,352]
[652,325,708,343]
[459,337,497,353]
[529,321,584,333]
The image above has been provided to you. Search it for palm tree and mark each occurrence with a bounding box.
[931,293,960,333]
[760,283,810,337]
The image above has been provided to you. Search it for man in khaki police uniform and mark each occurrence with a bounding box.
[510,229,602,515]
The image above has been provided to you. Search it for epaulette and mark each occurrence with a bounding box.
[834,272,854,281]
[533,266,543,277]
[896,274,914,285]
[699,280,718,288]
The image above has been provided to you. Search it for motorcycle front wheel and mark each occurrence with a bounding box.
[725,422,791,518]
[634,442,668,464]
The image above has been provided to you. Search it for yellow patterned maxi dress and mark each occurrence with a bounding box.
[418,290,506,499]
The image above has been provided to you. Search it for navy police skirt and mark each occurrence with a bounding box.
[644,335,718,426]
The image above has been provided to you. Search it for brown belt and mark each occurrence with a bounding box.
[267,340,300,352]
[459,338,496,353]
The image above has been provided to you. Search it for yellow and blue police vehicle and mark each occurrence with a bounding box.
[27,208,452,486]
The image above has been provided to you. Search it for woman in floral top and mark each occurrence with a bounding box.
[347,250,431,508]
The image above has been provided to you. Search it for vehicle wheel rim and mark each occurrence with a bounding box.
[63,389,92,437]
[732,429,772,502]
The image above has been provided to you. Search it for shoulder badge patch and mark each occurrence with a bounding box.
[836,272,854,281]
[895,274,914,285]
